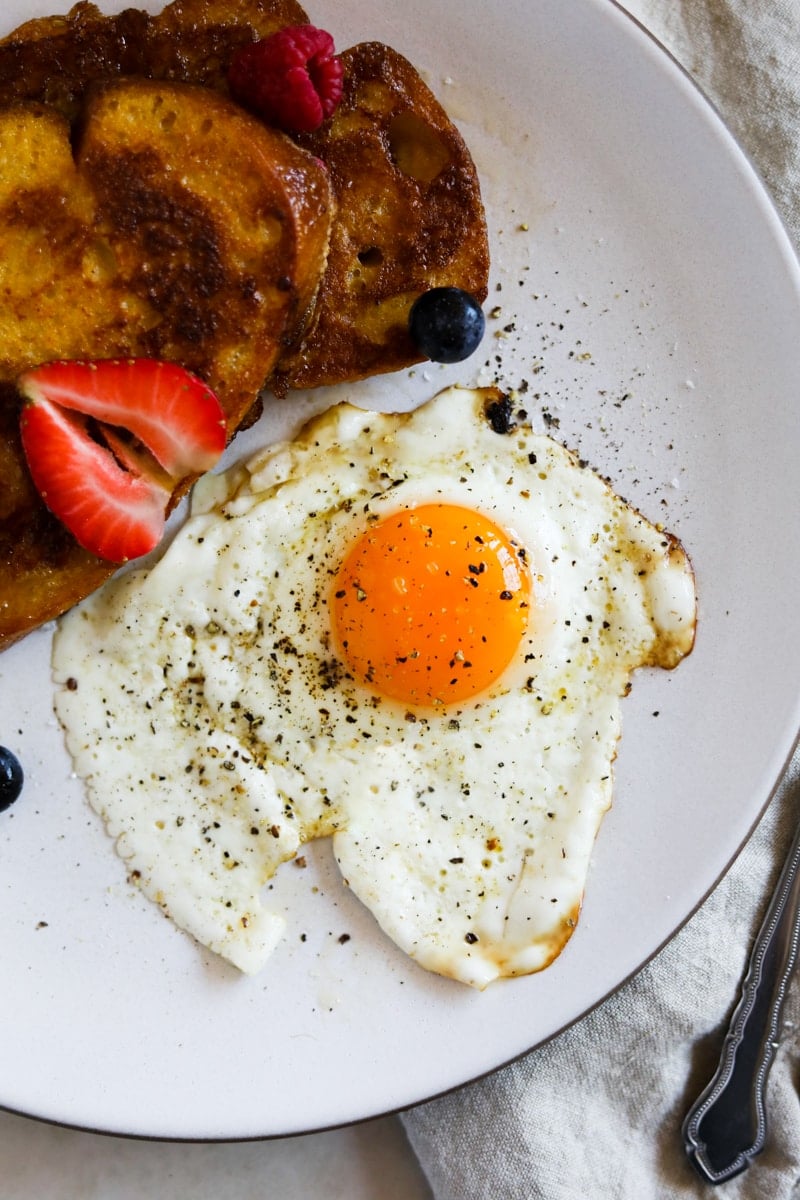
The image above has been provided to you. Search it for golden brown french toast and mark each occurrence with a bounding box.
[0,78,332,649]
[273,42,489,392]
[0,0,310,121]
[0,1,489,391]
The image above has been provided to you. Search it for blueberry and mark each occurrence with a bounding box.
[0,746,23,812]
[408,287,486,364]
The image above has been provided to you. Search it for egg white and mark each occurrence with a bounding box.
[52,387,696,987]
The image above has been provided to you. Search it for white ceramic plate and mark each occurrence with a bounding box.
[2,0,799,1141]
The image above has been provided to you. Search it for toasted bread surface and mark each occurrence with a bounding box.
[273,42,490,392]
[0,0,329,350]
[0,0,309,121]
[0,5,489,392]
[0,78,332,648]
[77,79,333,383]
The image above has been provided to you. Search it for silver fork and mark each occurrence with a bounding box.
[682,794,800,1183]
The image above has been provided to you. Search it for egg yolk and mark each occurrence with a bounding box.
[331,503,531,707]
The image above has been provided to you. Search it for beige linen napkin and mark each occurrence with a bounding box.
[401,3,800,1196]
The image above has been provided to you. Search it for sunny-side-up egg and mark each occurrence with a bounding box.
[51,386,696,988]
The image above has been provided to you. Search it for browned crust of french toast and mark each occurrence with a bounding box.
[0,9,489,393]
[0,78,332,650]
[0,0,309,120]
[272,42,490,392]
[78,79,334,369]
[0,0,332,351]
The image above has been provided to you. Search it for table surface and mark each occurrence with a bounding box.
[0,1109,433,1199]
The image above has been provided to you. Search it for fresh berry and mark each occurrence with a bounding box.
[228,25,343,133]
[20,359,225,476]
[0,746,23,812]
[408,288,486,363]
[20,399,171,562]
[18,359,227,563]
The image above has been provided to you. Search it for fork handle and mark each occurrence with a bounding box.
[682,810,800,1184]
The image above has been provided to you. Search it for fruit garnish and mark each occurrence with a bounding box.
[18,359,227,563]
[228,25,343,134]
[408,287,486,364]
[0,746,23,813]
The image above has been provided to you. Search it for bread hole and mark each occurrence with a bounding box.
[357,246,383,268]
[387,112,449,183]
[160,110,177,131]
[200,118,214,135]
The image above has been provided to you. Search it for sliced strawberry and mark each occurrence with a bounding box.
[18,358,227,563]
[98,423,175,492]
[18,359,227,476]
[20,400,170,562]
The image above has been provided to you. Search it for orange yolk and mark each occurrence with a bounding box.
[331,503,531,708]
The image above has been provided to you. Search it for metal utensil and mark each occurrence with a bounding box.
[682,805,800,1184]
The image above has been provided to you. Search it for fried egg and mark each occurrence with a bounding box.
[52,387,696,988]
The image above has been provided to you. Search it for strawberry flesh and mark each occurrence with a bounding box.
[19,359,226,476]
[20,400,169,563]
[18,358,227,563]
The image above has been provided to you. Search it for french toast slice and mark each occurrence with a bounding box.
[0,0,309,122]
[273,42,490,392]
[0,78,332,649]
[0,2,489,391]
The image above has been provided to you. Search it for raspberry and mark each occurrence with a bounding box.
[228,25,343,134]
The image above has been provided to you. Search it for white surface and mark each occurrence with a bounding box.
[0,1111,432,1200]
[2,0,800,1150]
